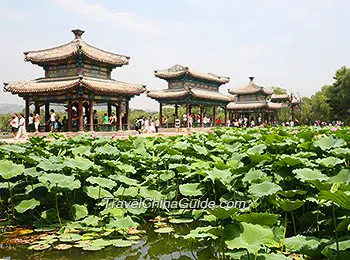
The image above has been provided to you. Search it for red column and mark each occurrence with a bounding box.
[68,100,72,132]
[125,100,130,130]
[186,104,189,128]
[224,105,227,127]
[159,102,163,128]
[25,98,30,131]
[78,100,84,132]
[107,103,112,117]
[45,103,50,132]
[213,106,216,127]
[89,100,93,131]
[118,101,122,131]
[200,105,204,128]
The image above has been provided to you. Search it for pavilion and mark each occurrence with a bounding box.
[147,65,235,127]
[227,77,284,124]
[3,29,145,132]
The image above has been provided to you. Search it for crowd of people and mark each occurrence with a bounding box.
[135,116,160,134]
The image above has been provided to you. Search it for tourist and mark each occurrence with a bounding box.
[103,113,109,124]
[163,116,168,128]
[15,114,28,140]
[150,119,156,133]
[46,109,56,133]
[226,119,231,127]
[62,116,68,131]
[9,114,19,137]
[143,117,150,133]
[175,117,181,132]
[34,112,40,134]
[182,113,187,126]
[109,112,117,124]
[155,117,160,133]
[54,117,61,132]
[197,114,201,124]
[251,119,255,127]
[93,110,98,125]
[28,113,34,132]
[188,114,193,128]
[135,118,142,134]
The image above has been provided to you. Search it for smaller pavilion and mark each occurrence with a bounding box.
[147,65,235,127]
[271,93,302,121]
[227,77,283,124]
[4,29,145,132]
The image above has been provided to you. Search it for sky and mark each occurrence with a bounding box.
[1,0,350,110]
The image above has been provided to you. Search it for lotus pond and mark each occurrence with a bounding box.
[0,126,349,259]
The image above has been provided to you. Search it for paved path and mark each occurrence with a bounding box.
[0,128,213,143]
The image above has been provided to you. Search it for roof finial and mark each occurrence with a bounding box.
[72,29,85,39]
[249,77,254,82]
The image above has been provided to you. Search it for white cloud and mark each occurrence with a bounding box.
[54,0,159,34]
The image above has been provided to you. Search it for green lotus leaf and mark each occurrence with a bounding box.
[28,243,51,250]
[329,169,350,183]
[226,159,244,169]
[319,190,350,210]
[100,207,125,218]
[224,222,277,254]
[233,212,280,227]
[293,168,328,182]
[15,198,40,213]
[95,146,119,155]
[72,204,88,220]
[86,176,116,190]
[114,186,139,197]
[84,186,113,200]
[169,218,194,224]
[192,144,208,155]
[207,206,239,220]
[106,216,138,229]
[331,147,350,157]
[0,160,25,180]
[277,199,304,212]
[179,183,203,197]
[59,233,82,242]
[63,156,94,171]
[321,240,350,258]
[313,136,346,150]
[246,144,267,155]
[110,175,139,186]
[54,244,73,250]
[297,130,314,141]
[37,160,64,172]
[72,145,92,157]
[173,141,190,150]
[113,239,138,247]
[23,167,42,178]
[182,226,218,240]
[80,215,99,227]
[206,168,232,183]
[316,157,344,168]
[285,235,326,254]
[1,145,27,154]
[242,169,264,183]
[154,227,174,233]
[139,186,164,200]
[249,181,282,198]
[39,173,81,191]
[277,190,307,198]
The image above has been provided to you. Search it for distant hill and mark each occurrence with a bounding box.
[0,103,23,114]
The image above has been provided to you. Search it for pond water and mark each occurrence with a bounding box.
[0,223,214,260]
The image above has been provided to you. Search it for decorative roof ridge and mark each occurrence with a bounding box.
[81,76,146,88]
[80,41,130,60]
[23,40,78,56]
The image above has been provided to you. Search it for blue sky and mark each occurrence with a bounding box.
[1,0,350,110]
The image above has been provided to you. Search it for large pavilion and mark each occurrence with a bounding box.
[227,77,284,124]
[147,65,235,127]
[3,29,145,131]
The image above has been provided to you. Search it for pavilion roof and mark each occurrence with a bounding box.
[154,64,230,84]
[147,88,235,102]
[3,76,145,96]
[23,29,130,66]
[227,101,284,110]
[229,77,274,95]
[270,93,290,100]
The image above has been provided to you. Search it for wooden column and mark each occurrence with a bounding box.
[186,103,189,128]
[89,100,93,131]
[68,100,72,132]
[213,106,216,127]
[25,99,30,131]
[224,105,227,127]
[125,100,130,130]
[107,103,112,117]
[45,103,50,132]
[200,105,204,128]
[35,101,40,115]
[159,102,163,128]
[78,100,84,132]
[175,104,178,118]
[118,101,122,131]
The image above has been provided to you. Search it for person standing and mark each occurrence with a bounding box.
[28,113,34,132]
[9,114,19,137]
[46,109,56,133]
[155,117,160,133]
[15,114,28,139]
[175,117,181,132]
[34,112,41,134]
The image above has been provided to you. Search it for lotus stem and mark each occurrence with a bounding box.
[55,193,62,227]
[8,181,14,225]
[281,212,288,252]
[291,211,297,235]
[332,203,339,256]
